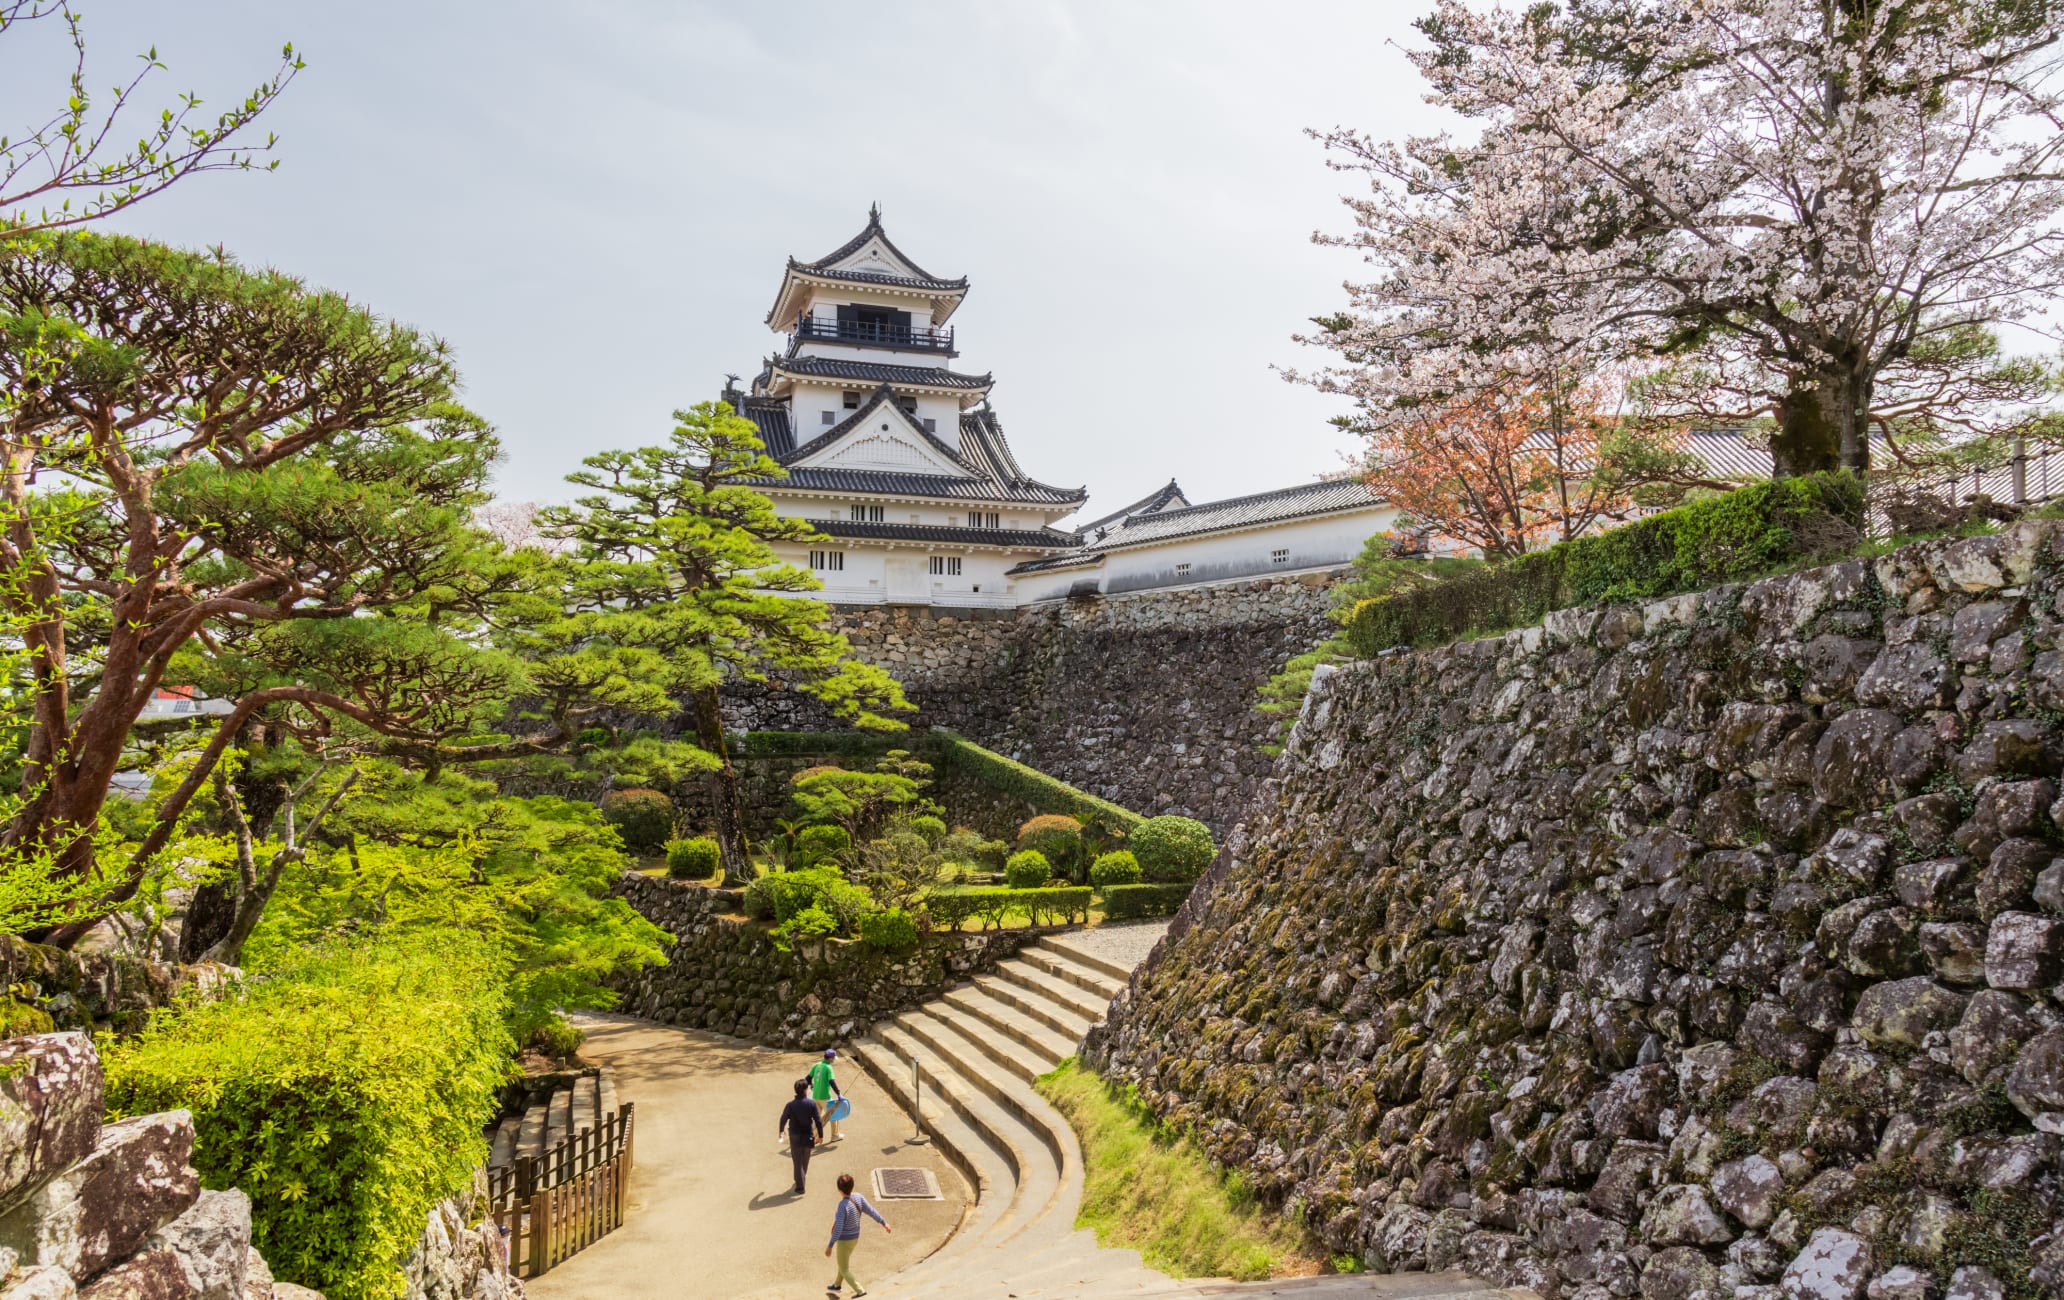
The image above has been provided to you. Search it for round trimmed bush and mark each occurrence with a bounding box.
[600,788,675,853]
[796,824,851,867]
[1015,814,1085,881]
[856,907,920,954]
[665,836,721,880]
[1005,849,1052,889]
[909,815,947,844]
[1130,815,1216,882]
[1089,850,1142,888]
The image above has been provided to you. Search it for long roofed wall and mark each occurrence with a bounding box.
[1088,524,2064,1298]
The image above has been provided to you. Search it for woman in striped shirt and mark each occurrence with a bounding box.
[824,1171,891,1295]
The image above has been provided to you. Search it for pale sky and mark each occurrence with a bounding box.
[1,2,1444,520]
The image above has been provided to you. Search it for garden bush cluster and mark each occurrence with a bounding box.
[1345,471,1864,656]
[102,933,513,1300]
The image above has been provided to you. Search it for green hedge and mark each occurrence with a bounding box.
[855,907,919,954]
[102,935,513,1300]
[927,886,1093,929]
[1102,883,1194,920]
[929,729,1145,836]
[1345,473,1864,657]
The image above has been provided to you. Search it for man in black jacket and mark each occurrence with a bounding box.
[778,1077,826,1194]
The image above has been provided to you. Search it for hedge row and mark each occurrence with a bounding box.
[735,730,902,758]
[929,729,1145,836]
[1102,883,1193,921]
[1344,472,1865,657]
[927,886,1094,929]
[103,934,512,1300]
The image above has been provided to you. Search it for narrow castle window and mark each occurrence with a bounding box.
[842,391,861,410]
[1271,548,1289,564]
[809,550,845,571]
[850,504,884,522]
[929,556,961,576]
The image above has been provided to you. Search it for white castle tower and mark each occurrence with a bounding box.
[724,206,1087,608]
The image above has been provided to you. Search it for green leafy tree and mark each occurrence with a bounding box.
[539,402,912,883]
[2,2,300,234]
[789,764,932,846]
[0,231,580,948]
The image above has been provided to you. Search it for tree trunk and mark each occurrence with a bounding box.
[177,882,237,962]
[691,687,752,887]
[1771,366,1870,479]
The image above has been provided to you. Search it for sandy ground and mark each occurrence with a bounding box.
[525,1014,969,1300]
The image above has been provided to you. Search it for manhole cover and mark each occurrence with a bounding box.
[872,1167,942,1200]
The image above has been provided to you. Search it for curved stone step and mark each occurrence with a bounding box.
[943,984,1078,1062]
[848,1034,1011,1248]
[1019,943,1131,999]
[995,958,1115,1023]
[1034,933,1141,985]
[974,970,1098,1041]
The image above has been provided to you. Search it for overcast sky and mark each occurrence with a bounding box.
[1,2,1445,519]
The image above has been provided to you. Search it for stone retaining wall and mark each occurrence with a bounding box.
[721,576,1339,836]
[1,936,238,1037]
[1090,523,2064,1300]
[606,872,1049,1048]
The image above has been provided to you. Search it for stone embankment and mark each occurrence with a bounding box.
[0,1031,521,1300]
[606,873,1048,1048]
[719,575,1339,835]
[1090,523,2064,1299]
[1,936,238,1036]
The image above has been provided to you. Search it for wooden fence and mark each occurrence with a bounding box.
[488,1103,635,1279]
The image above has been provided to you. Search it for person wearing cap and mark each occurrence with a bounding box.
[809,1047,844,1142]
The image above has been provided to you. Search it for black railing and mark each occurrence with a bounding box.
[792,316,956,354]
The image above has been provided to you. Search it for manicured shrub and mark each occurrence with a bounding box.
[1102,882,1193,920]
[1344,472,1864,656]
[1089,850,1143,888]
[742,867,869,928]
[772,904,838,949]
[928,886,1092,930]
[909,815,948,844]
[1017,814,1086,880]
[796,824,851,867]
[529,1014,585,1059]
[930,730,1145,837]
[855,907,920,954]
[665,836,720,880]
[1130,816,1216,883]
[599,787,675,853]
[1006,849,1052,889]
[102,935,513,1300]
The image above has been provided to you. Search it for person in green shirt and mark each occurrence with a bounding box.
[810,1048,844,1142]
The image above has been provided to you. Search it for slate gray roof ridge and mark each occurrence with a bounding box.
[1073,479,1191,536]
[801,203,958,285]
[771,355,995,390]
[757,466,1087,506]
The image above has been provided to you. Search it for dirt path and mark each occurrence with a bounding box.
[526,1014,970,1300]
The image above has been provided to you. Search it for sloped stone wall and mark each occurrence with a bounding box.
[607,872,1048,1048]
[1,936,238,1037]
[1088,523,2064,1300]
[720,576,1339,835]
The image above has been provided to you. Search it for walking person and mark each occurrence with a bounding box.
[810,1047,845,1142]
[824,1172,890,1296]
[778,1078,825,1194]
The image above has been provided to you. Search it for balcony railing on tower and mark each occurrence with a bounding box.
[792,315,957,354]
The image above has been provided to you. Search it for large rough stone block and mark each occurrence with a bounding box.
[1640,1183,1733,1246]
[1851,977,1968,1049]
[2007,1027,2064,1133]
[1711,1153,1785,1229]
[1984,910,2064,989]
[74,1248,198,1300]
[0,1266,78,1300]
[146,1190,249,1300]
[0,1033,104,1208]
[0,1111,198,1281]
[1781,1228,1873,1300]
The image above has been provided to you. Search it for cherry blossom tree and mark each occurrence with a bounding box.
[1295,0,2064,478]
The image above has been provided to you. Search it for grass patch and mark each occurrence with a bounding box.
[1034,1058,1315,1281]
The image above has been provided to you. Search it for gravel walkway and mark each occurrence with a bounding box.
[1066,918,1171,972]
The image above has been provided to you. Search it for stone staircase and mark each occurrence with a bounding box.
[489,1067,621,1171]
[850,930,1517,1300]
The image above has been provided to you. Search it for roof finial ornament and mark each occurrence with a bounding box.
[869,200,882,224]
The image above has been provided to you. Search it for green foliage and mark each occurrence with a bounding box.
[772,904,838,950]
[249,771,670,1042]
[1102,883,1194,921]
[665,836,720,881]
[789,764,932,843]
[102,934,513,1300]
[929,730,1144,837]
[1034,1058,1312,1280]
[1345,473,1865,656]
[741,867,871,929]
[1005,850,1053,889]
[1128,817,1217,883]
[1089,851,1143,888]
[794,824,851,867]
[926,886,1092,930]
[1016,814,1087,880]
[599,788,675,853]
[854,907,919,955]
[937,828,1007,870]
[528,1015,585,1060]
[909,815,947,844]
